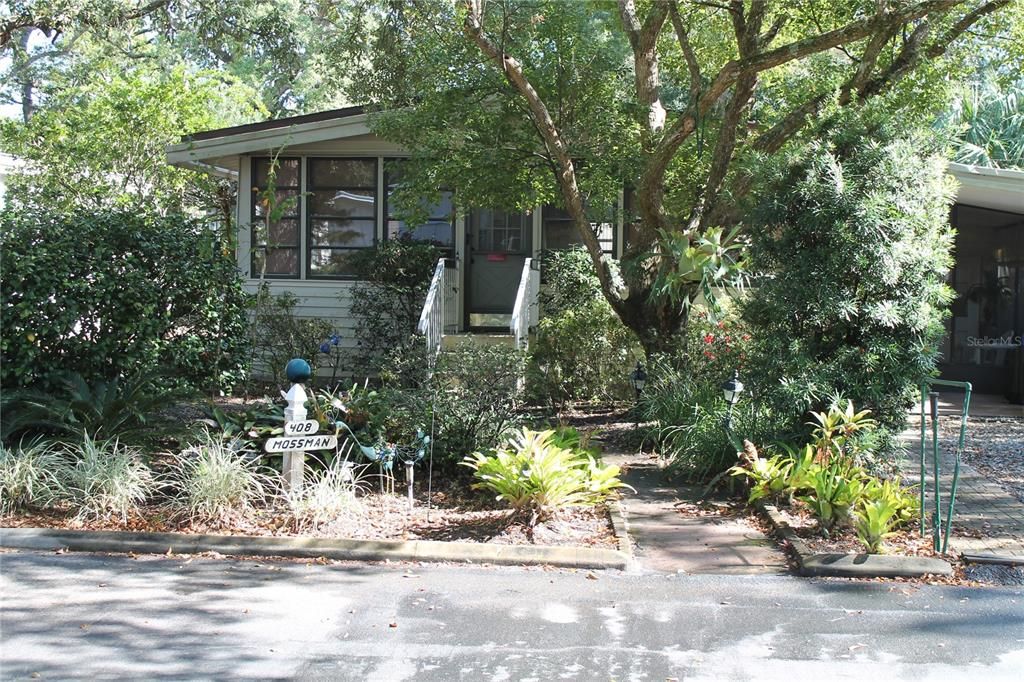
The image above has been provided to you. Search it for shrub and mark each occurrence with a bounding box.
[528,248,638,406]
[348,237,441,377]
[729,450,793,505]
[2,370,193,445]
[0,440,65,513]
[429,343,527,469]
[527,300,638,406]
[742,130,955,453]
[250,287,338,385]
[58,435,156,522]
[0,210,250,393]
[166,432,273,524]
[462,428,630,525]
[796,459,867,532]
[641,312,784,481]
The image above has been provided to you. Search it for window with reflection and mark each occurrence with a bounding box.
[251,157,301,277]
[385,161,455,253]
[307,158,377,278]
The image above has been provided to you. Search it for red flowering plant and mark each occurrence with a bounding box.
[680,309,752,387]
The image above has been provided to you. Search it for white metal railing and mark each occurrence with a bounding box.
[417,258,457,365]
[510,258,540,349]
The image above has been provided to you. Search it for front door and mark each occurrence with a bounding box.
[466,209,531,329]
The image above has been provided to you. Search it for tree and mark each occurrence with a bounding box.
[346,0,1019,355]
[0,63,261,219]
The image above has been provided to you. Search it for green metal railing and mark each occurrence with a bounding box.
[918,378,972,554]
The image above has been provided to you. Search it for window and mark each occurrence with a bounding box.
[542,205,614,254]
[307,158,378,278]
[471,209,530,253]
[251,157,300,278]
[385,160,455,252]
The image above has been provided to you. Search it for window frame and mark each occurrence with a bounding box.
[250,156,302,280]
[305,156,379,280]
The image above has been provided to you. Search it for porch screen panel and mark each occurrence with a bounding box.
[542,205,614,255]
[307,158,377,278]
[251,157,300,278]
[385,160,456,254]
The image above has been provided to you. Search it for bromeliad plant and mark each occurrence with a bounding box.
[796,459,868,533]
[462,428,632,526]
[854,478,919,553]
[729,448,793,505]
[808,400,878,465]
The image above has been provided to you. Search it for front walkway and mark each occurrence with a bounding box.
[603,450,788,575]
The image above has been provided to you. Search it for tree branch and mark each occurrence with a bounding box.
[618,0,671,134]
[668,1,701,105]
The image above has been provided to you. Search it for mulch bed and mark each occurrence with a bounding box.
[0,482,618,549]
[941,417,1024,504]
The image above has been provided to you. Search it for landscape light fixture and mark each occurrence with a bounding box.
[721,370,744,433]
[630,361,647,429]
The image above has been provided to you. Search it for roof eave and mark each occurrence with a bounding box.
[166,112,372,167]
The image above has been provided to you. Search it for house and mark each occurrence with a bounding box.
[166,106,618,358]
[168,108,1024,401]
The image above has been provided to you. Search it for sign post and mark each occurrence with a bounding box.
[280,358,312,494]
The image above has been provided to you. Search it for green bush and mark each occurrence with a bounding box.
[462,428,630,524]
[0,210,250,393]
[249,287,338,385]
[528,248,638,406]
[742,130,955,451]
[640,311,785,481]
[348,237,442,378]
[0,440,65,514]
[428,343,527,469]
[855,478,918,553]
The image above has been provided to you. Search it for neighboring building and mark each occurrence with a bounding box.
[942,163,1024,402]
[168,110,1024,401]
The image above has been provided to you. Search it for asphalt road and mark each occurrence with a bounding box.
[1,549,1022,681]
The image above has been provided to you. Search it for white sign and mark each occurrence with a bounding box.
[265,435,338,453]
[284,419,320,436]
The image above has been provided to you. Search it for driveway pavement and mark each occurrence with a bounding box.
[2,549,1022,680]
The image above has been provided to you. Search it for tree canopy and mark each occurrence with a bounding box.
[346,0,1021,353]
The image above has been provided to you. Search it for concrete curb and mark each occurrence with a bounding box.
[756,502,954,578]
[607,502,638,570]
[1,515,633,571]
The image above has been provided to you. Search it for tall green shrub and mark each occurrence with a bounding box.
[0,210,250,392]
[528,247,638,405]
[348,237,442,378]
[742,131,956,447]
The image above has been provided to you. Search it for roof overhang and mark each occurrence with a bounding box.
[949,162,1024,214]
[166,107,373,176]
